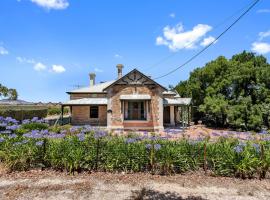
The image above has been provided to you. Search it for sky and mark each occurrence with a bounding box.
[0,0,269,102]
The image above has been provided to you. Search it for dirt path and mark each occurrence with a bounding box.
[0,170,270,200]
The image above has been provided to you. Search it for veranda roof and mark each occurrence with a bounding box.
[62,98,108,105]
[119,94,151,100]
[163,98,191,105]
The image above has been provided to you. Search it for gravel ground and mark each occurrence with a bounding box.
[0,169,270,200]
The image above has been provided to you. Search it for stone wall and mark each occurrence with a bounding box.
[107,85,164,131]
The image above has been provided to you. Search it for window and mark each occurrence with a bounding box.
[124,101,146,120]
[90,106,99,118]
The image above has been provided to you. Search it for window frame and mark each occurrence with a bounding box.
[124,100,147,121]
[89,106,99,119]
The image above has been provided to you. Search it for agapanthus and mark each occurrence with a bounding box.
[23,130,43,139]
[0,122,7,127]
[234,145,243,153]
[94,130,107,139]
[259,130,268,135]
[0,138,5,143]
[77,133,85,141]
[46,133,65,139]
[8,133,17,139]
[125,138,136,144]
[0,130,12,134]
[35,141,44,146]
[154,144,161,150]
[22,119,30,124]
[145,144,152,150]
[6,125,20,131]
[31,117,39,122]
[252,143,260,153]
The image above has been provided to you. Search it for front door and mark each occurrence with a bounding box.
[163,106,170,124]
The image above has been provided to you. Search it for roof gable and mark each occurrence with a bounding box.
[103,69,167,91]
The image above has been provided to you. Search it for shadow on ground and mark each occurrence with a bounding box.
[129,188,207,200]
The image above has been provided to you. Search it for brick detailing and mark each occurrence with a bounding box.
[107,85,163,130]
[70,93,106,100]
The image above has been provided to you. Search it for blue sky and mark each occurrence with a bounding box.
[0,0,269,102]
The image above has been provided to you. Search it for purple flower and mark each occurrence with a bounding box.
[252,143,260,153]
[145,144,152,150]
[0,138,5,143]
[70,126,79,133]
[94,130,107,139]
[234,145,243,153]
[125,138,136,144]
[9,133,17,139]
[31,117,39,122]
[23,130,43,139]
[46,133,65,139]
[22,119,30,124]
[35,141,44,146]
[77,133,85,141]
[259,130,268,135]
[0,130,12,134]
[6,125,20,131]
[154,144,161,150]
[0,123,7,127]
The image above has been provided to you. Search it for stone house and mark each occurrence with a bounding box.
[63,65,191,131]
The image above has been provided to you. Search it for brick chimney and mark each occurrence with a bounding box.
[89,73,96,86]
[116,64,124,79]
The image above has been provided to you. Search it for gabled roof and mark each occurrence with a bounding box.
[103,69,167,91]
[67,80,115,94]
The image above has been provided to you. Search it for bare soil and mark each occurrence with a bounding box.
[0,169,270,200]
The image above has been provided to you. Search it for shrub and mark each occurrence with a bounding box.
[47,106,69,116]
[21,122,49,131]
[0,106,47,120]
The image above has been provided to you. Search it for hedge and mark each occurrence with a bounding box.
[0,106,47,121]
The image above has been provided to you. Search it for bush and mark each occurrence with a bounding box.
[47,106,69,116]
[0,106,47,120]
[21,122,49,131]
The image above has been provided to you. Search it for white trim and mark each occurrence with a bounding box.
[120,94,151,100]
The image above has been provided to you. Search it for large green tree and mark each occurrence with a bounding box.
[0,84,18,100]
[175,51,270,131]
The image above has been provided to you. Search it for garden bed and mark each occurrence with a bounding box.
[1,116,270,179]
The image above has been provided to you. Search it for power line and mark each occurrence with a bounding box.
[144,0,254,72]
[153,0,260,80]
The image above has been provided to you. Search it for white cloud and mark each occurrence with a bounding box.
[169,13,175,18]
[34,62,47,71]
[51,64,66,73]
[200,36,216,47]
[16,56,35,64]
[0,46,9,55]
[30,0,69,10]
[257,9,270,13]
[156,23,212,51]
[251,42,270,54]
[258,30,270,41]
[114,54,123,58]
[94,67,103,73]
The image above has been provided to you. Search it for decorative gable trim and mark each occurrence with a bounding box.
[103,69,167,91]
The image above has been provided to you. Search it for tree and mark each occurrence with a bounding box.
[175,51,270,131]
[0,84,18,100]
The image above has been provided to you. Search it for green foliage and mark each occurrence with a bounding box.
[0,83,18,100]
[1,131,269,179]
[0,106,47,120]
[47,106,69,116]
[175,51,270,131]
[21,122,49,131]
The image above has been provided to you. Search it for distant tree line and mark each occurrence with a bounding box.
[175,51,270,131]
[0,84,18,100]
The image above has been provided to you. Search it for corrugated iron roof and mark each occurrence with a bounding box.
[163,98,191,105]
[62,98,108,105]
[67,80,115,94]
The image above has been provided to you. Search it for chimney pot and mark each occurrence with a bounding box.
[89,73,96,86]
[116,64,124,79]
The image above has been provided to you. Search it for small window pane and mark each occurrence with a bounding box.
[90,106,99,118]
